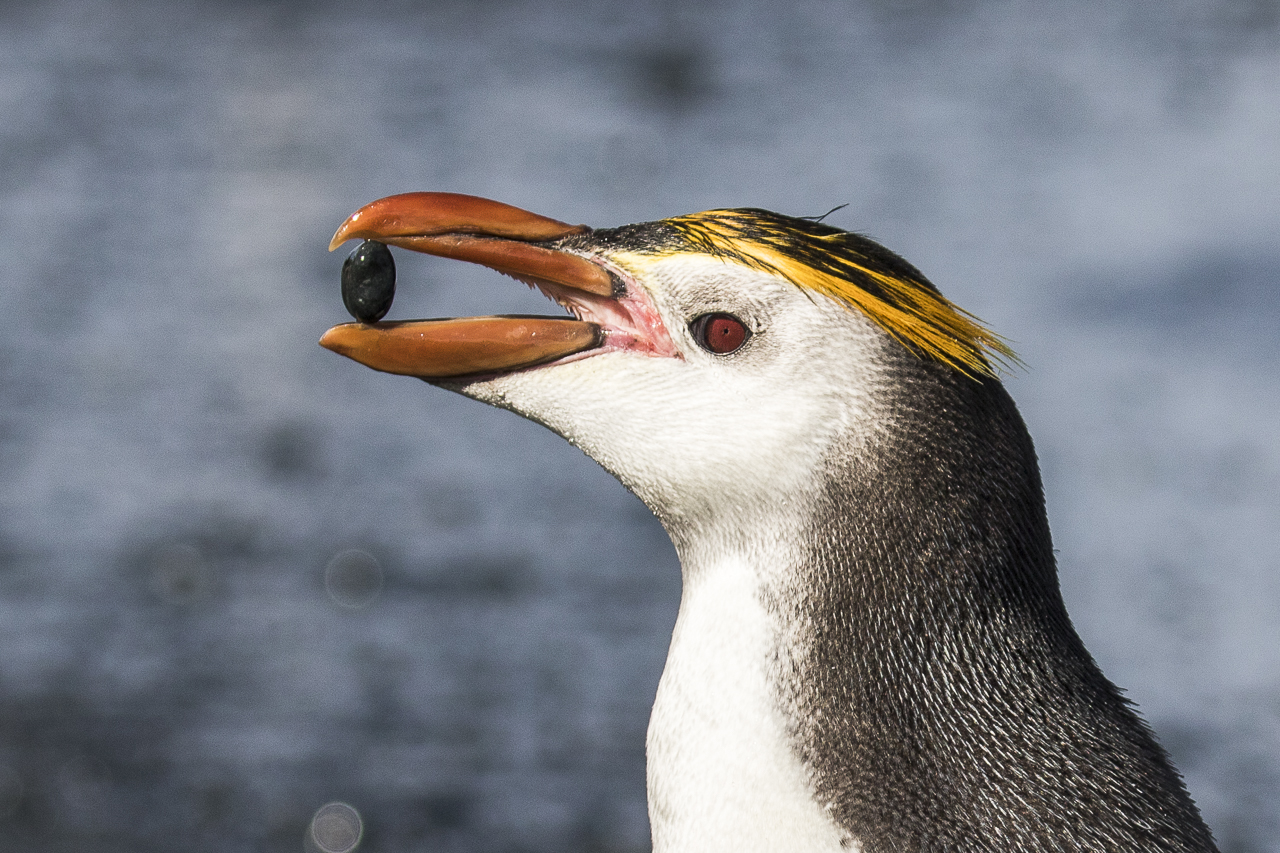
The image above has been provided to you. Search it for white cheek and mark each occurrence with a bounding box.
[462,335,879,527]
[467,355,744,501]
[459,258,889,529]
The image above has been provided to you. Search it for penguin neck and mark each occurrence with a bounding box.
[647,521,857,853]
[646,364,1217,853]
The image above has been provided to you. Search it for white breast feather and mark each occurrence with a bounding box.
[646,548,857,853]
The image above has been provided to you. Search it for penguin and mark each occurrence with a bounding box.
[322,193,1220,853]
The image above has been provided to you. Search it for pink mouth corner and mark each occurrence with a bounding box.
[520,259,680,365]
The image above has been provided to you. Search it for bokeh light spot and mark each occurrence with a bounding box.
[324,550,383,609]
[307,801,363,853]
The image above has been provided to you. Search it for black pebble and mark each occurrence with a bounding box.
[341,240,396,323]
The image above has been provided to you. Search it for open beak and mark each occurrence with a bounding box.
[320,192,635,380]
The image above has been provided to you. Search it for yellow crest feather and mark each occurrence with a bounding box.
[659,209,1017,377]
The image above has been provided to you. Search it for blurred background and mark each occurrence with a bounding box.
[0,0,1277,850]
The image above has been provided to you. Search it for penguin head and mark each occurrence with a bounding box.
[322,194,1013,535]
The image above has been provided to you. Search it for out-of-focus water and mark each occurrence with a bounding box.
[0,1,1276,850]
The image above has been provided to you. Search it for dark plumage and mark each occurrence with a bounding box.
[788,352,1217,851]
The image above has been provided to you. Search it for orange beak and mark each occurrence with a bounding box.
[321,192,612,380]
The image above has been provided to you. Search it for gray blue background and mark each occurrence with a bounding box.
[0,1,1277,850]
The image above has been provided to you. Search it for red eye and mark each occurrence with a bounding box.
[690,313,750,354]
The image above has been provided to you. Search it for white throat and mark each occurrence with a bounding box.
[646,539,857,853]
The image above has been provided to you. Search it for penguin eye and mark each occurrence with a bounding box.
[690,313,750,355]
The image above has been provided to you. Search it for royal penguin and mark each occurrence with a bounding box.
[322,192,1220,853]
